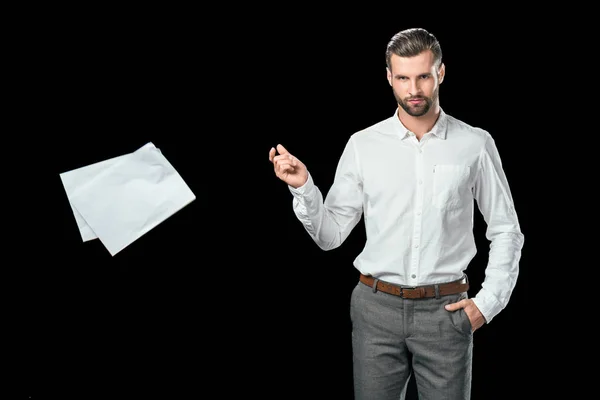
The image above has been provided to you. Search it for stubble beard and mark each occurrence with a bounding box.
[395,87,439,117]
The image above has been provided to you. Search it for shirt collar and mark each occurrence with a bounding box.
[392,107,448,140]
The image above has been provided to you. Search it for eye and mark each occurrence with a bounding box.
[420,74,430,79]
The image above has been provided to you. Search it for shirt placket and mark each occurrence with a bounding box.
[410,134,427,285]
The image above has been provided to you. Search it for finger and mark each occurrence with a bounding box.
[446,299,469,311]
[273,154,296,166]
[276,144,290,155]
[275,158,294,167]
[276,160,295,172]
[278,164,295,175]
[269,147,276,162]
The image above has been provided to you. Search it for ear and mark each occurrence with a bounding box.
[386,67,392,86]
[438,63,445,84]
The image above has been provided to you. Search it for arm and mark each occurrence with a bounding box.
[288,138,363,251]
[472,134,525,323]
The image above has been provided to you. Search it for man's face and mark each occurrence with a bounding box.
[387,50,444,117]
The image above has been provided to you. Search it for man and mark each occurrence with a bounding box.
[268,27,524,399]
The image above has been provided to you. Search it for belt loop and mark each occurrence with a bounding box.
[434,284,440,299]
[372,279,379,293]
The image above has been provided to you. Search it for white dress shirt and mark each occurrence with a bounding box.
[288,108,524,323]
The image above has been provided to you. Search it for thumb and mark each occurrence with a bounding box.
[276,143,290,155]
[445,301,463,311]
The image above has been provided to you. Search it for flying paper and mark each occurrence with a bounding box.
[59,142,196,256]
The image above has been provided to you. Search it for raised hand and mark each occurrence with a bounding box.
[269,144,308,189]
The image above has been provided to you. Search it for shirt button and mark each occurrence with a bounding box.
[418,180,423,184]
[416,211,421,215]
[414,244,419,248]
[411,274,416,278]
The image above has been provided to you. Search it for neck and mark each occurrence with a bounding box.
[397,103,441,140]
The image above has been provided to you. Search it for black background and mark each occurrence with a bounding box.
[9,6,585,400]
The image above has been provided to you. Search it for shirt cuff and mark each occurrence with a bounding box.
[288,172,315,196]
[472,290,503,324]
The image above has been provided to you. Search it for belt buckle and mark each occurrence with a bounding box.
[401,286,426,298]
[400,286,415,298]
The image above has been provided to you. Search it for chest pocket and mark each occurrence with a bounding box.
[432,164,471,211]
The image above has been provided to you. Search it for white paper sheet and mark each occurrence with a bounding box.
[59,142,196,256]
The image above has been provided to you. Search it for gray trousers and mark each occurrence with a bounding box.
[350,280,473,400]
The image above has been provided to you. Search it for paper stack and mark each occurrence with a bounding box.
[59,142,196,256]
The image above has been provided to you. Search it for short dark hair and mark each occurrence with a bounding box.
[385,28,442,70]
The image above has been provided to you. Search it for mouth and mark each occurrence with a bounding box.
[408,98,425,104]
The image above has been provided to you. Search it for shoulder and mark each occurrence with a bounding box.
[348,115,398,144]
[444,113,508,166]
[445,113,492,144]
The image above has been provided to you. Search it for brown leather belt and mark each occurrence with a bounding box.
[359,274,469,299]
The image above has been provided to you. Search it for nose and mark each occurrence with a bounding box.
[408,79,421,96]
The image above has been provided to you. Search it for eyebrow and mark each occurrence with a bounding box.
[393,73,432,78]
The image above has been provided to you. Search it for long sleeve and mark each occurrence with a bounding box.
[288,138,364,251]
[472,134,525,323]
